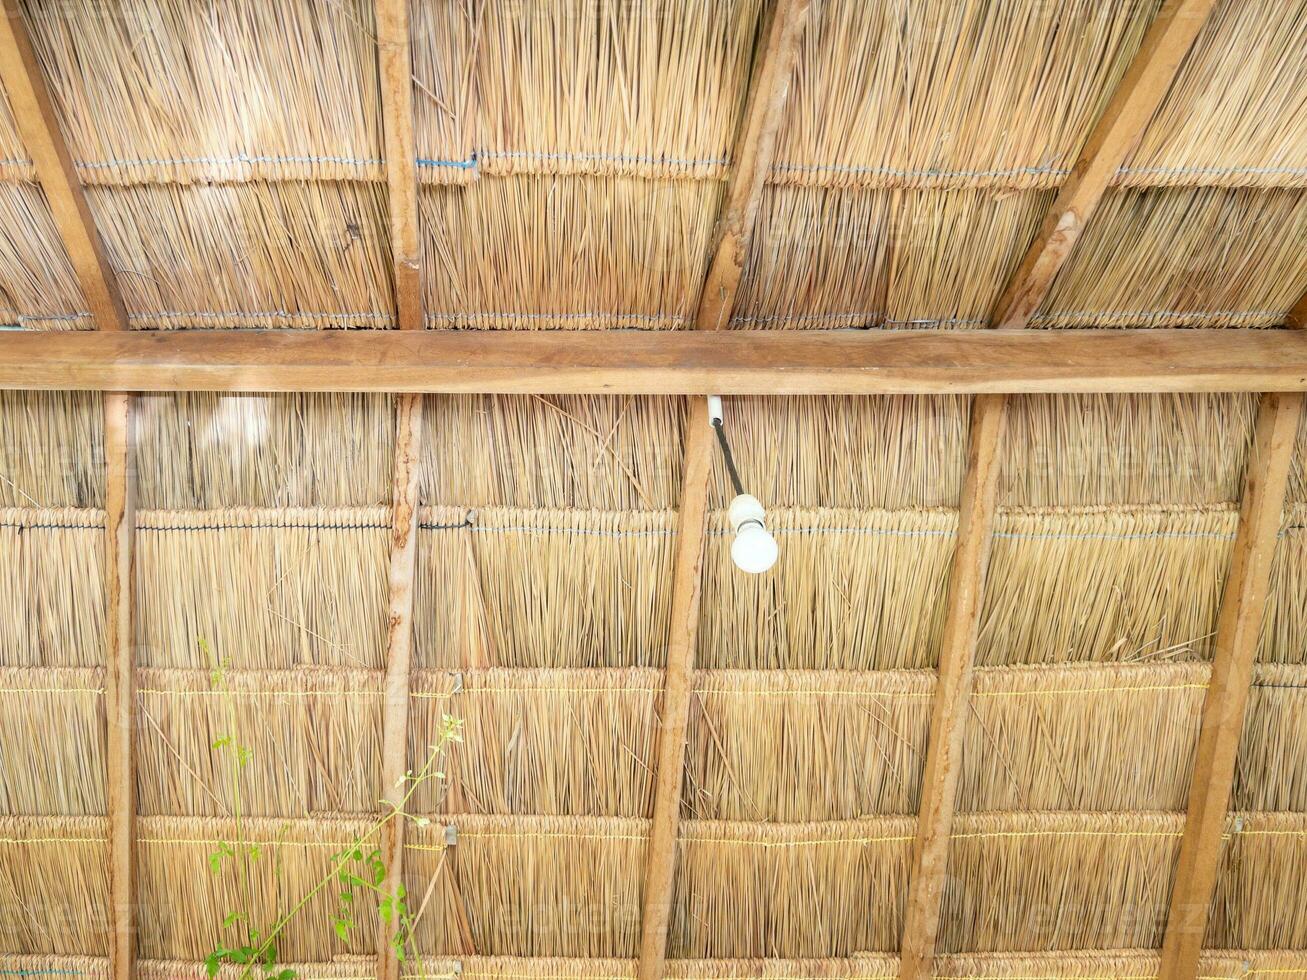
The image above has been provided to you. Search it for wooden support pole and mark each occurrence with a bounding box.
[377,392,425,980]
[989,0,1218,328]
[1158,387,1305,979]
[638,4,810,980]
[375,0,423,333]
[103,391,136,980]
[373,1,427,977]
[897,393,1008,980]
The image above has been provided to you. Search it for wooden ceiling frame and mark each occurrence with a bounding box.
[372,1,428,978]
[637,4,813,980]
[0,7,137,980]
[3,328,1304,395]
[900,2,1223,979]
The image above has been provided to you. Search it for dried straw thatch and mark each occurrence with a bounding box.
[2,0,1307,966]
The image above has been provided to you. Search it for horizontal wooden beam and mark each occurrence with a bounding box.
[2,329,1305,395]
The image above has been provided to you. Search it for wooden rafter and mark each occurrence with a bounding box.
[989,0,1219,328]
[0,8,137,980]
[0,1,128,332]
[899,7,1221,973]
[897,393,1008,980]
[1158,304,1305,980]
[3,328,1307,396]
[373,2,427,979]
[1287,291,1307,330]
[637,4,811,980]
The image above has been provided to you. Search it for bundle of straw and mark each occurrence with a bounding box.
[1208,812,1307,950]
[466,0,763,182]
[0,391,105,508]
[1035,188,1307,328]
[409,667,659,817]
[671,817,915,958]
[0,815,110,954]
[0,86,32,180]
[0,508,105,667]
[87,182,395,329]
[135,393,395,509]
[698,508,958,671]
[419,176,719,330]
[415,508,676,669]
[771,0,1160,189]
[0,666,105,816]
[137,814,377,962]
[421,395,686,510]
[959,662,1207,812]
[938,811,1185,953]
[134,507,390,670]
[0,183,88,328]
[1234,664,1307,811]
[979,505,1238,665]
[1260,508,1307,664]
[1002,394,1257,507]
[406,815,648,958]
[685,669,934,821]
[707,396,969,510]
[136,667,383,817]
[25,0,383,185]
[731,187,1050,329]
[1121,0,1307,188]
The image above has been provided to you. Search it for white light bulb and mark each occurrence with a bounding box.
[727,494,778,573]
[731,521,778,574]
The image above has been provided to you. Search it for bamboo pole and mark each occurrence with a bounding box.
[897,393,1008,980]
[373,2,427,977]
[989,0,1219,328]
[0,7,137,978]
[637,5,811,980]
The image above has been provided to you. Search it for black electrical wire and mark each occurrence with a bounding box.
[712,418,746,497]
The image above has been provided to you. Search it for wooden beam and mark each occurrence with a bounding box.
[638,4,811,980]
[102,391,136,980]
[0,1,128,332]
[377,392,424,980]
[694,0,812,331]
[2,328,1307,396]
[1158,390,1304,980]
[897,393,1008,980]
[989,0,1218,328]
[374,0,423,332]
[637,399,714,980]
[372,2,427,978]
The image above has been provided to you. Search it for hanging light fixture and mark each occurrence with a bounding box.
[708,396,778,574]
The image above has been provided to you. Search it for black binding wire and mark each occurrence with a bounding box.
[711,417,746,498]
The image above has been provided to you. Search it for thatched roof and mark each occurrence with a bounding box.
[0,1,1306,979]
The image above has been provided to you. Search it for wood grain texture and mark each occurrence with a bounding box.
[637,400,714,980]
[2,329,1305,395]
[0,1,128,332]
[695,0,812,331]
[374,0,423,332]
[1157,392,1305,980]
[639,5,812,979]
[989,0,1219,328]
[377,393,425,980]
[898,393,1008,980]
[103,391,136,980]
